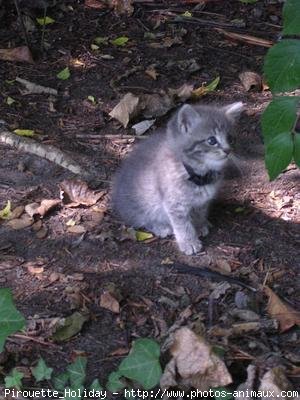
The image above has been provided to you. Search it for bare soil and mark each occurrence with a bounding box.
[0,0,299,393]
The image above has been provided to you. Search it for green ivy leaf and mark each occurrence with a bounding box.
[57,67,70,80]
[111,36,129,46]
[36,16,55,25]
[294,133,300,167]
[0,288,25,352]
[118,338,162,390]
[90,378,103,392]
[265,132,293,180]
[135,230,153,241]
[106,371,126,392]
[264,40,300,92]
[32,358,53,382]
[261,97,300,145]
[66,356,87,387]
[283,0,300,35]
[5,368,24,390]
[53,372,69,391]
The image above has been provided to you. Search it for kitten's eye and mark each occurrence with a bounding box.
[207,136,218,146]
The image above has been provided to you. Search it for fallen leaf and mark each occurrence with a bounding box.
[0,46,34,63]
[36,16,55,25]
[110,36,129,46]
[36,225,48,239]
[6,97,15,105]
[100,291,120,314]
[52,311,90,342]
[84,0,106,8]
[0,201,11,219]
[135,230,153,241]
[25,199,61,218]
[259,367,293,396]
[6,215,33,230]
[160,327,232,390]
[27,265,44,275]
[13,129,35,137]
[239,71,262,91]
[94,37,109,45]
[67,225,86,234]
[145,66,158,80]
[66,219,76,227]
[57,67,70,80]
[264,286,300,332]
[109,347,129,357]
[192,76,220,98]
[110,0,134,15]
[60,180,105,206]
[109,93,140,127]
[215,259,232,273]
[9,205,25,220]
[132,119,155,136]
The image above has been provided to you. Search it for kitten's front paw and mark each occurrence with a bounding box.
[178,239,203,255]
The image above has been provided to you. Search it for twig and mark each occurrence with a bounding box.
[0,125,87,177]
[76,134,146,139]
[10,333,60,348]
[16,77,58,95]
[215,28,273,48]
[13,0,32,54]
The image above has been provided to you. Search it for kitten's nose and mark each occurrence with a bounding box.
[224,147,231,155]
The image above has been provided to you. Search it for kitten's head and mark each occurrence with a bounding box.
[167,102,244,174]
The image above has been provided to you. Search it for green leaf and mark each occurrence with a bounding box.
[181,11,192,17]
[13,129,35,137]
[265,132,294,180]
[106,371,126,392]
[57,67,70,80]
[239,0,257,3]
[0,200,11,219]
[66,356,87,387]
[0,288,25,352]
[87,95,96,104]
[5,368,24,389]
[32,358,53,382]
[135,230,153,241]
[111,36,129,46]
[52,311,89,342]
[118,338,162,390]
[261,97,300,144]
[204,76,220,92]
[294,133,300,167]
[94,37,109,45]
[90,378,103,392]
[264,40,300,92]
[283,0,300,35]
[91,44,99,50]
[36,16,55,25]
[53,372,69,391]
[6,97,15,105]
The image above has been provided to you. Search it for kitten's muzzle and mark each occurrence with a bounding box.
[223,147,231,155]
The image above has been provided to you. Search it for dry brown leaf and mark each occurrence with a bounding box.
[27,265,44,275]
[49,272,61,283]
[60,180,105,206]
[215,258,232,273]
[26,199,61,218]
[100,291,120,314]
[109,347,129,356]
[145,66,158,80]
[67,225,86,234]
[259,367,293,398]
[36,225,48,239]
[6,215,33,230]
[84,0,106,8]
[264,286,300,332]
[110,0,134,15]
[0,46,34,63]
[8,205,25,220]
[239,71,262,91]
[32,220,43,232]
[161,327,232,390]
[109,93,140,128]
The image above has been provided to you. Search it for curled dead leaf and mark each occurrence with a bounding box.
[6,215,33,230]
[161,327,232,390]
[100,291,120,314]
[264,286,300,332]
[25,199,61,218]
[109,93,139,128]
[60,180,105,206]
[0,46,34,63]
[239,71,262,91]
[67,225,86,234]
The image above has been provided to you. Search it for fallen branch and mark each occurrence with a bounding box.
[16,77,58,95]
[76,134,146,139]
[215,28,273,48]
[0,126,86,176]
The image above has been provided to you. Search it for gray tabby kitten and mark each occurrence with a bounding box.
[112,102,243,255]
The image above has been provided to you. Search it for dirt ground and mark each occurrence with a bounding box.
[0,0,300,393]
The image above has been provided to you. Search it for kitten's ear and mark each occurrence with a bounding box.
[223,102,244,121]
[177,104,200,134]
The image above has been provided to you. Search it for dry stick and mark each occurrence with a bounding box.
[0,127,86,177]
[10,333,60,348]
[75,134,146,139]
[13,0,32,53]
